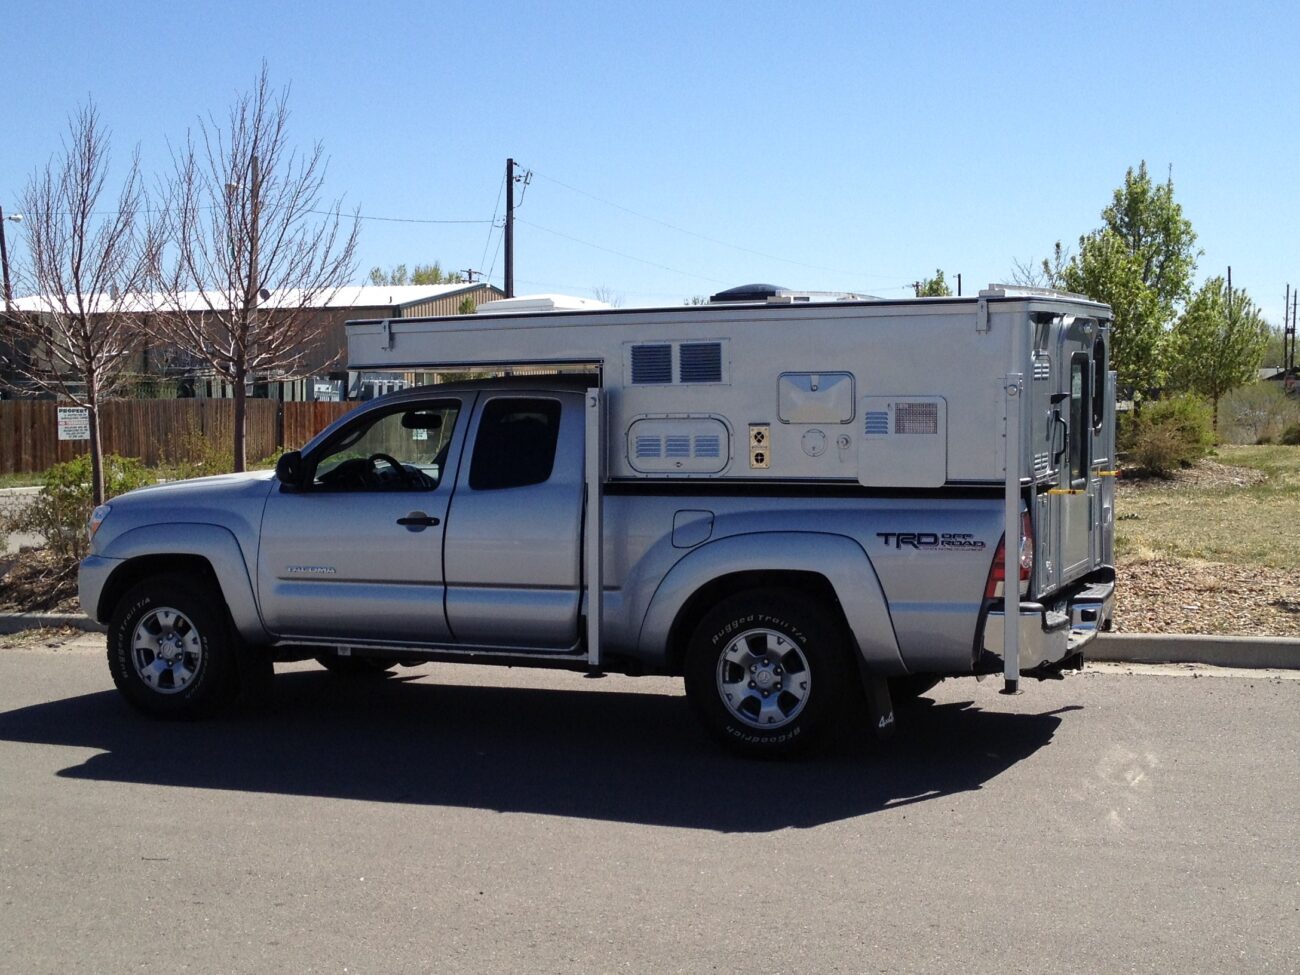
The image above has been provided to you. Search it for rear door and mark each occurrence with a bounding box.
[442,391,585,649]
[1058,330,1097,581]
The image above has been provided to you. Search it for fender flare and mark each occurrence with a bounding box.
[98,523,268,644]
[636,531,905,674]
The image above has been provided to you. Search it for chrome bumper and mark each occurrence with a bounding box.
[982,579,1115,671]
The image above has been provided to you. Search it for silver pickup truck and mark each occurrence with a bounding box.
[80,287,1117,755]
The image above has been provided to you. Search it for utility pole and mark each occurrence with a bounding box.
[502,158,532,299]
[504,158,515,298]
[0,206,16,315]
[956,273,962,297]
[460,268,481,283]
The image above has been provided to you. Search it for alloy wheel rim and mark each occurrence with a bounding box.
[715,627,811,729]
[131,606,203,695]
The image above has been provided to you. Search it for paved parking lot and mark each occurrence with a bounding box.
[0,638,1296,974]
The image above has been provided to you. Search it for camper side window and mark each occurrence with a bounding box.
[1069,353,1089,486]
[1091,338,1106,431]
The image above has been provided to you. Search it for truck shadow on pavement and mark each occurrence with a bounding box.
[0,670,1076,832]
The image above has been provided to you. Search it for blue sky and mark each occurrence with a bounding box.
[2,0,1296,321]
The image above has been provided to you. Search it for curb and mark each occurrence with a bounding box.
[0,613,106,635]
[0,613,1296,669]
[1092,633,1300,670]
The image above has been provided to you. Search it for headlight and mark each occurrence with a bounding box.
[88,504,112,542]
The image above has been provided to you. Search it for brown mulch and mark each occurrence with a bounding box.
[1114,556,1300,637]
[0,549,80,614]
[1120,459,1268,491]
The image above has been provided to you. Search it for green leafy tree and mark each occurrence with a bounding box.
[1058,230,1163,390]
[1041,162,1200,392]
[1261,325,1286,368]
[1166,277,1270,427]
[913,269,951,297]
[368,262,463,286]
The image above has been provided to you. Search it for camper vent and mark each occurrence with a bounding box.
[665,435,692,458]
[1033,356,1051,381]
[631,344,673,384]
[635,436,662,459]
[693,434,721,458]
[626,340,729,386]
[1034,451,1051,477]
[679,342,723,383]
[895,402,939,435]
[626,416,730,474]
[864,411,890,436]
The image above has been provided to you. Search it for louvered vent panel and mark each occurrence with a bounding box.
[895,402,939,435]
[1034,452,1050,477]
[678,342,723,383]
[630,344,673,384]
[864,411,890,435]
[664,435,692,458]
[693,434,721,458]
[627,417,730,474]
[1033,356,1051,381]
[635,436,662,459]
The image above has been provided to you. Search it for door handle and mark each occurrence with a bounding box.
[397,513,440,529]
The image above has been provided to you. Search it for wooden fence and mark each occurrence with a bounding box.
[0,399,355,474]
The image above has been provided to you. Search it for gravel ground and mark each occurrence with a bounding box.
[1114,556,1300,636]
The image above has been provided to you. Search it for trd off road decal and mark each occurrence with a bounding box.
[876,532,987,551]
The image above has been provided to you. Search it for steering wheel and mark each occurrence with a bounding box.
[367,452,411,487]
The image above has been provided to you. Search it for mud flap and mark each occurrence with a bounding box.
[863,674,896,740]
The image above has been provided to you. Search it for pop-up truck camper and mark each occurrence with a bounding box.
[81,284,1116,755]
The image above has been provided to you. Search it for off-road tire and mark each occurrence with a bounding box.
[683,590,855,757]
[107,577,240,719]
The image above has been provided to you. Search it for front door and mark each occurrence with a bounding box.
[442,392,585,649]
[257,396,468,643]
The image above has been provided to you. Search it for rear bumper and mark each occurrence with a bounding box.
[981,576,1115,671]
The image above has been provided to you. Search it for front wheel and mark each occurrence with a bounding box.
[683,590,855,757]
[107,577,240,719]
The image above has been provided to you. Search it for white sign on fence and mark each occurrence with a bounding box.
[57,406,90,441]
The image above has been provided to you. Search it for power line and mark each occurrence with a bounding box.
[515,218,732,286]
[531,169,908,282]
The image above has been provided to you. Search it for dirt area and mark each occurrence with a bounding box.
[1119,458,1269,491]
[0,626,84,650]
[1114,556,1300,636]
[0,550,80,614]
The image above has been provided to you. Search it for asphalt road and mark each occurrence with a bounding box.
[0,638,1296,975]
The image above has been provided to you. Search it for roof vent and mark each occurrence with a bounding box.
[708,283,789,303]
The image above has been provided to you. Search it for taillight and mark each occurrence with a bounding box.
[985,510,1033,599]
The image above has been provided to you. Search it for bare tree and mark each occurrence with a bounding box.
[155,63,358,470]
[1,104,153,505]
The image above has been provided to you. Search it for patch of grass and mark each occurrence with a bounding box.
[1116,445,1300,571]
[0,472,43,489]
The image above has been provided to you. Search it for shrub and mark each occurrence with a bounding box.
[162,416,234,480]
[1280,422,1300,446]
[11,455,152,561]
[1127,394,1215,475]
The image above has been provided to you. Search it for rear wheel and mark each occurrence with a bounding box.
[107,577,240,718]
[683,590,855,756]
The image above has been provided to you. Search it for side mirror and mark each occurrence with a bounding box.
[275,450,303,490]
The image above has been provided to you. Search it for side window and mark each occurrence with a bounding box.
[469,397,562,491]
[311,401,460,491]
[1069,353,1089,485]
[1091,338,1107,431]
